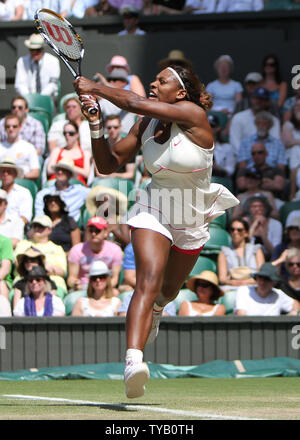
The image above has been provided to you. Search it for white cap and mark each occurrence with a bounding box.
[245,72,263,83]
[89,260,112,277]
[286,217,300,229]
[0,189,7,201]
[32,215,53,229]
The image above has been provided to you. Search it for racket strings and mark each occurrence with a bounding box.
[38,11,82,60]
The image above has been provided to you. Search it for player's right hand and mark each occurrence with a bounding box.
[79,94,101,122]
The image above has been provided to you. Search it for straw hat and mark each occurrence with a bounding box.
[16,246,46,277]
[0,156,24,178]
[24,33,44,50]
[86,186,128,222]
[158,50,194,71]
[52,158,76,177]
[187,270,223,299]
[31,215,53,229]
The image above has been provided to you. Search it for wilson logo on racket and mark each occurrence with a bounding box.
[42,21,72,45]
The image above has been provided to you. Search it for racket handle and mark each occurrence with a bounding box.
[88,107,98,115]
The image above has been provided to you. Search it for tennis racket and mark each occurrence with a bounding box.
[34,8,97,114]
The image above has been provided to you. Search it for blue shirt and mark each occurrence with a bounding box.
[123,243,136,270]
[238,134,287,167]
[35,183,89,222]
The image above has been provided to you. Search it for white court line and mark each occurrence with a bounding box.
[2,394,262,420]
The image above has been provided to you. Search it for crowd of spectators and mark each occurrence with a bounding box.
[1,5,300,319]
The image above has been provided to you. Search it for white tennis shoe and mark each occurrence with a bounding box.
[147,309,163,344]
[124,361,150,398]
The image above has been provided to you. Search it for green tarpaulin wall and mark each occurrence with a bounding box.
[0,357,300,380]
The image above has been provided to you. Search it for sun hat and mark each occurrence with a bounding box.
[107,68,129,82]
[86,216,108,231]
[286,217,300,229]
[89,260,112,277]
[16,246,46,276]
[52,158,75,177]
[251,263,280,282]
[106,55,130,74]
[245,72,263,83]
[0,156,24,178]
[158,49,194,71]
[31,215,53,229]
[43,192,68,214]
[85,186,128,221]
[187,270,223,298]
[24,33,44,50]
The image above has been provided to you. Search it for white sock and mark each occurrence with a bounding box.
[126,348,143,364]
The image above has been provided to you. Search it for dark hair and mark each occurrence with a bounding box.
[63,120,79,133]
[229,218,250,242]
[194,280,220,304]
[11,95,28,109]
[168,65,213,111]
[44,194,68,217]
[262,54,282,84]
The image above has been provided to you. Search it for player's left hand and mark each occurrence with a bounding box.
[74,76,95,95]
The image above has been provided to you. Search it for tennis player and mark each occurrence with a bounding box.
[74,66,239,398]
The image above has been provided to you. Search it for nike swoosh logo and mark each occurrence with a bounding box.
[174,140,181,146]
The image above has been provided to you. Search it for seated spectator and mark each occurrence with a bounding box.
[0,96,45,157]
[35,158,89,222]
[242,195,283,259]
[95,68,139,135]
[72,260,121,316]
[67,216,123,293]
[179,271,226,316]
[235,141,286,208]
[232,168,279,220]
[281,99,300,171]
[0,188,24,248]
[0,295,11,316]
[229,88,281,155]
[84,0,118,14]
[218,219,265,291]
[282,85,300,123]
[93,114,135,180]
[0,234,14,300]
[206,55,243,116]
[157,49,194,72]
[25,0,72,19]
[43,193,81,253]
[290,164,300,201]
[118,4,146,35]
[47,97,91,152]
[271,217,300,279]
[216,0,263,12]
[208,113,236,177]
[12,245,57,309]
[233,72,263,114]
[68,0,98,17]
[105,55,146,97]
[276,248,300,302]
[85,186,130,248]
[234,263,299,316]
[260,54,288,111]
[0,114,40,181]
[0,157,33,225]
[47,121,91,185]
[118,289,176,316]
[183,0,216,14]
[0,0,24,21]
[15,33,60,99]
[13,266,65,317]
[14,215,68,292]
[237,110,286,171]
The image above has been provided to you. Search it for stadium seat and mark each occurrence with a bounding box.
[279,200,300,226]
[188,255,217,278]
[173,288,198,313]
[209,213,227,229]
[59,92,78,113]
[217,290,237,315]
[15,178,38,202]
[201,224,231,255]
[211,175,234,193]
[91,177,134,198]
[207,110,228,130]
[25,93,54,126]
[64,289,87,316]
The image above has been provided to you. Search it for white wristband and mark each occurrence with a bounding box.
[90,128,104,139]
[89,120,101,126]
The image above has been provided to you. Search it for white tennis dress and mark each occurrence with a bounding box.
[126,119,239,251]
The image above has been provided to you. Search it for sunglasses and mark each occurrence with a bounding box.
[265,62,276,67]
[12,105,25,110]
[195,281,211,288]
[106,125,120,129]
[63,131,77,136]
[230,227,245,233]
[5,124,18,129]
[91,274,108,281]
[288,226,300,231]
[251,151,265,155]
[288,262,300,268]
[28,277,43,283]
